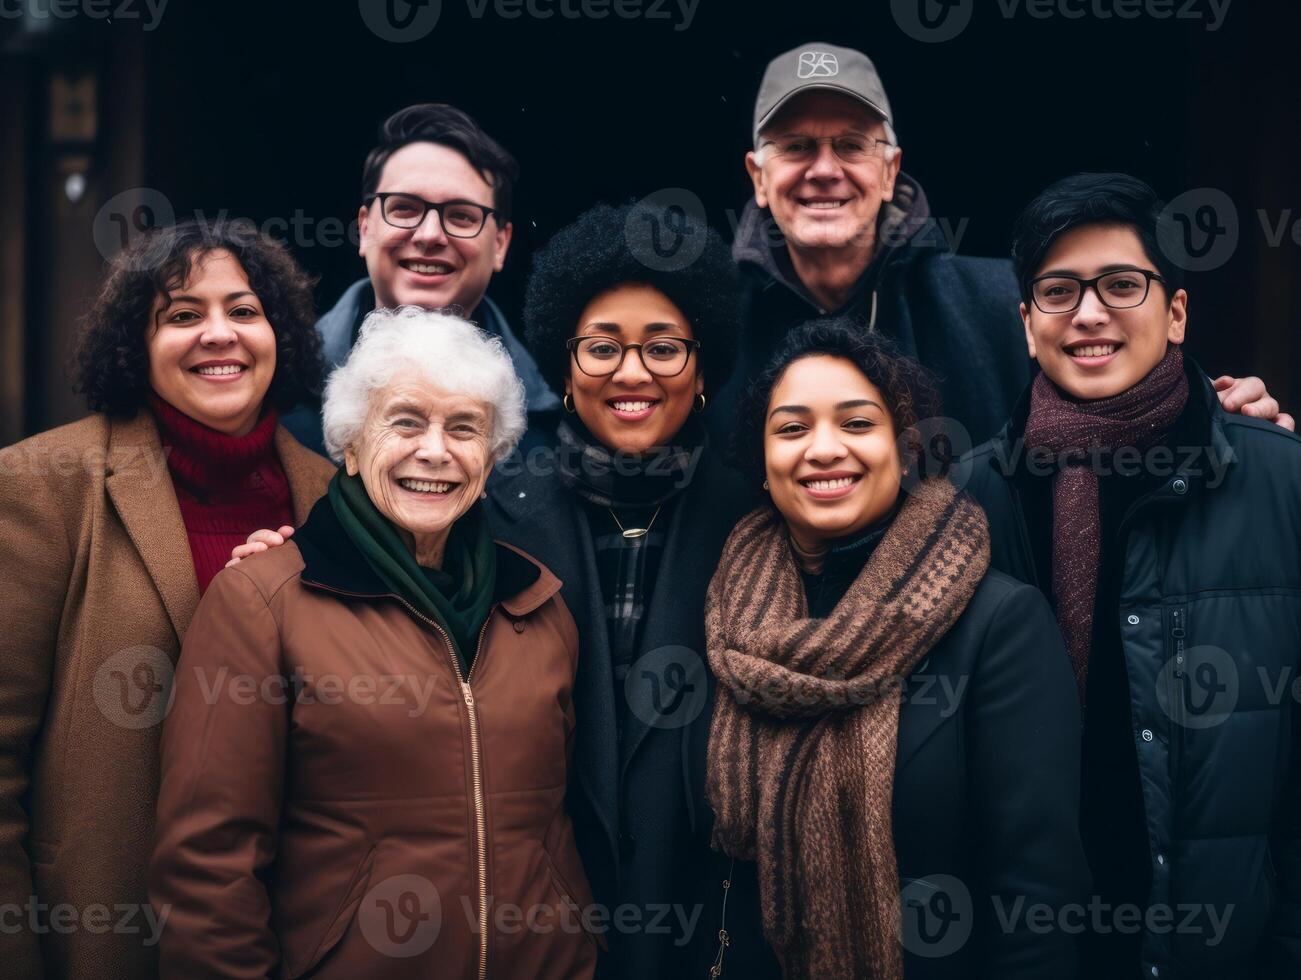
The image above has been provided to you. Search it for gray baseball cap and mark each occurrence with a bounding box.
[752,43,895,143]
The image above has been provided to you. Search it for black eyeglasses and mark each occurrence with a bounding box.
[1029,268,1167,314]
[370,193,498,238]
[565,336,701,378]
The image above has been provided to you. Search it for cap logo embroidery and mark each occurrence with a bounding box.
[797,51,839,79]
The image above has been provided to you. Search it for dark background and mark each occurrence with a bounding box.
[3,0,1299,442]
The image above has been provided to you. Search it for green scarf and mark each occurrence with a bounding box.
[328,470,497,673]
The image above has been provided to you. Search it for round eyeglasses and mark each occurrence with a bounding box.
[760,134,895,165]
[1029,269,1167,314]
[566,336,701,378]
[370,193,497,239]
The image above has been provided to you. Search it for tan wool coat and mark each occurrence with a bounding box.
[0,410,334,979]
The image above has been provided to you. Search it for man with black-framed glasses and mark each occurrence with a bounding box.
[283,103,558,455]
[963,172,1301,979]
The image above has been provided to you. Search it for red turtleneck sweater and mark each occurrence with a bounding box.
[149,393,294,594]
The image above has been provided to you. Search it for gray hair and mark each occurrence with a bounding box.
[321,307,527,464]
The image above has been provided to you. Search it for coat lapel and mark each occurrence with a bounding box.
[104,413,199,643]
[488,472,621,867]
[274,425,336,523]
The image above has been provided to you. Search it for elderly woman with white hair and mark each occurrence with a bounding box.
[148,308,598,980]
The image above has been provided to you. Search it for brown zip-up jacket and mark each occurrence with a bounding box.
[149,495,599,979]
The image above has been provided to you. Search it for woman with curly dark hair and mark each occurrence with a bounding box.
[700,320,1087,980]
[0,220,334,979]
[474,201,749,980]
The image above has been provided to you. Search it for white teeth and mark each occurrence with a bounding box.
[1069,344,1118,358]
[195,365,244,376]
[405,261,452,275]
[611,401,654,413]
[802,200,845,209]
[398,478,453,494]
[803,477,857,490]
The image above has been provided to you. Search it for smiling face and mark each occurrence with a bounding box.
[1022,223,1187,401]
[745,90,901,255]
[358,141,512,314]
[764,355,903,552]
[566,283,703,455]
[145,249,277,436]
[343,376,494,565]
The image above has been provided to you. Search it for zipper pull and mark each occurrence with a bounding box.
[462,683,474,707]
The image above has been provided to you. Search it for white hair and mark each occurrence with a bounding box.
[321,306,527,464]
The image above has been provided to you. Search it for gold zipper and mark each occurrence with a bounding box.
[392,596,494,980]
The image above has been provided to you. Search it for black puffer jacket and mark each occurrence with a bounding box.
[962,362,1301,979]
[711,175,1032,450]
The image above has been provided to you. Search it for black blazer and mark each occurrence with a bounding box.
[486,446,751,980]
[701,570,1091,980]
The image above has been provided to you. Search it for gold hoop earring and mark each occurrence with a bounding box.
[563,393,576,414]
[693,393,707,413]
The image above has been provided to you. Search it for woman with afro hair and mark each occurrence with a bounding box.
[0,220,334,978]
[484,200,749,980]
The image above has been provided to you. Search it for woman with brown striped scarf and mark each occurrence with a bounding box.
[700,320,1089,980]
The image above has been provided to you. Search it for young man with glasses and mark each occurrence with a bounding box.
[283,103,558,455]
[712,42,1289,453]
[963,172,1301,979]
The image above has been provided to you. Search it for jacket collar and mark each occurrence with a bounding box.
[731,171,935,312]
[294,494,559,616]
[984,354,1236,492]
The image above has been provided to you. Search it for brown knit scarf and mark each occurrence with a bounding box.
[705,479,990,980]
[1022,344,1189,700]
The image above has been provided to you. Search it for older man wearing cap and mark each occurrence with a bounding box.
[711,42,1289,450]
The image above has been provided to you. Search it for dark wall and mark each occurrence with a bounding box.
[5,0,1299,435]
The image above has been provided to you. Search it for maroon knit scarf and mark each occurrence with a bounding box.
[705,479,989,979]
[1022,345,1189,699]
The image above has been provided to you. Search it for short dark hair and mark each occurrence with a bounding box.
[522,201,742,400]
[73,220,324,417]
[731,318,944,488]
[360,103,520,221]
[1011,172,1185,302]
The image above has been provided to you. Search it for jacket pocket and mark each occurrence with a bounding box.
[286,843,378,979]
[541,848,601,949]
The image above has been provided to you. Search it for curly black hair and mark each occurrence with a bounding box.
[73,220,324,417]
[731,318,946,489]
[522,201,741,400]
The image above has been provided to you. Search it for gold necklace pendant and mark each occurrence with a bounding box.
[609,503,662,540]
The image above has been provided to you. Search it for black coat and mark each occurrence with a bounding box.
[710,177,1032,451]
[962,362,1301,978]
[698,569,1091,979]
[485,443,750,980]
